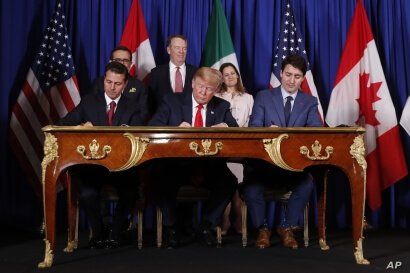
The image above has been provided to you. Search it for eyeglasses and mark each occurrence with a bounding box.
[111,58,132,64]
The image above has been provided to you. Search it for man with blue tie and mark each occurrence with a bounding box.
[243,54,322,249]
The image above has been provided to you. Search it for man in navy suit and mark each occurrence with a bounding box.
[148,34,197,115]
[243,54,322,249]
[149,67,238,248]
[59,62,145,249]
[90,45,149,123]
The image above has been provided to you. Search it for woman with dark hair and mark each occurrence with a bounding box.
[216,62,254,235]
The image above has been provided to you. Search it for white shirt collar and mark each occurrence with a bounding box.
[104,93,121,107]
[280,86,298,101]
[170,61,186,70]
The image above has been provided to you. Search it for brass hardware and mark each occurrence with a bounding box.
[38,239,54,268]
[300,140,333,160]
[350,135,367,171]
[113,133,150,171]
[189,139,223,156]
[319,238,330,250]
[354,238,370,265]
[63,240,78,253]
[263,134,302,172]
[41,133,58,186]
[77,139,111,160]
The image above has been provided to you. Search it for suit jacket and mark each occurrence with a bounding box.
[58,91,144,126]
[249,87,322,127]
[148,63,197,114]
[91,76,149,123]
[148,92,238,127]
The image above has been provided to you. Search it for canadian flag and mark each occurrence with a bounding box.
[325,0,408,210]
[400,97,410,136]
[120,0,156,81]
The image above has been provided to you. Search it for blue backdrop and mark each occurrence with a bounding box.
[1,0,409,229]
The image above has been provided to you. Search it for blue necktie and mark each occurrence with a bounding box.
[284,96,293,126]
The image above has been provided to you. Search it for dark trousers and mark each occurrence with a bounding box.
[151,159,237,228]
[242,161,314,229]
[70,165,139,240]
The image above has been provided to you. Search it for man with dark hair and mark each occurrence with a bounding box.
[91,45,149,123]
[148,34,197,114]
[59,62,144,249]
[149,67,238,248]
[244,54,322,250]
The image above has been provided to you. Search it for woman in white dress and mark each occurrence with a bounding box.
[216,63,254,234]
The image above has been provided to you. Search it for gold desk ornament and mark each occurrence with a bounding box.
[38,239,54,268]
[354,238,370,265]
[76,139,111,160]
[350,135,367,171]
[319,238,330,250]
[189,139,223,156]
[263,134,302,172]
[41,133,59,185]
[113,133,150,171]
[300,140,334,160]
[63,240,78,253]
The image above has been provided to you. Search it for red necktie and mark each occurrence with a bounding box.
[194,104,204,127]
[175,67,183,93]
[107,101,116,126]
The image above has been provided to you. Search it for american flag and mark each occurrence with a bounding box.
[270,0,324,120]
[9,0,80,197]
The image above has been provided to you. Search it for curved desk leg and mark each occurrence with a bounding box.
[318,170,329,250]
[38,172,58,268]
[348,170,369,265]
[64,171,78,253]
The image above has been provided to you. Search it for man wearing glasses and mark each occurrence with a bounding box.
[148,67,238,249]
[91,45,149,123]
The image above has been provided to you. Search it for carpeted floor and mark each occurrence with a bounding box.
[0,228,408,273]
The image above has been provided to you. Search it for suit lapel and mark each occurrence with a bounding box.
[205,98,216,127]
[272,90,286,127]
[112,96,127,126]
[165,64,173,93]
[288,91,304,127]
[96,93,108,125]
[182,94,193,125]
[183,65,194,93]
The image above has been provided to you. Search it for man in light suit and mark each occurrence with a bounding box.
[59,62,145,249]
[243,54,322,249]
[148,34,197,115]
[149,67,238,248]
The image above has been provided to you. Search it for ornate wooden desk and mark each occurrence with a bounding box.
[38,126,368,267]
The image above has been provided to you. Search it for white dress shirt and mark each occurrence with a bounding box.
[169,61,186,92]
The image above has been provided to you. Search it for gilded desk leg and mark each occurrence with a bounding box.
[156,208,162,248]
[38,174,57,268]
[317,170,329,251]
[64,171,78,253]
[349,172,369,265]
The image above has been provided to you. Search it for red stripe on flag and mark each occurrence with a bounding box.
[120,0,149,49]
[57,82,76,112]
[8,130,42,198]
[300,79,312,95]
[21,81,50,125]
[333,0,374,87]
[44,89,60,123]
[12,103,44,158]
[366,126,408,210]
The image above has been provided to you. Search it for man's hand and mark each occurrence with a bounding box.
[82,121,93,127]
[270,124,279,128]
[211,123,228,128]
[179,121,191,127]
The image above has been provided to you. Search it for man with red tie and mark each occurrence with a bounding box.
[148,34,197,115]
[58,62,145,249]
[149,67,238,248]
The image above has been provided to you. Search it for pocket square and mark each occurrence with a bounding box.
[210,111,214,115]
[129,87,136,93]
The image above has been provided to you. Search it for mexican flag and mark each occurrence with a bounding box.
[201,0,239,71]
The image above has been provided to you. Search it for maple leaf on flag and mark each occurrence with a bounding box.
[356,73,382,126]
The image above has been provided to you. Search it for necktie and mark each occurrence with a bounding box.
[107,101,116,126]
[175,67,183,93]
[284,96,293,126]
[194,104,204,127]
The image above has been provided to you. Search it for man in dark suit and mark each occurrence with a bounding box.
[149,67,238,248]
[243,54,322,249]
[148,34,197,114]
[59,62,144,249]
[90,45,149,123]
